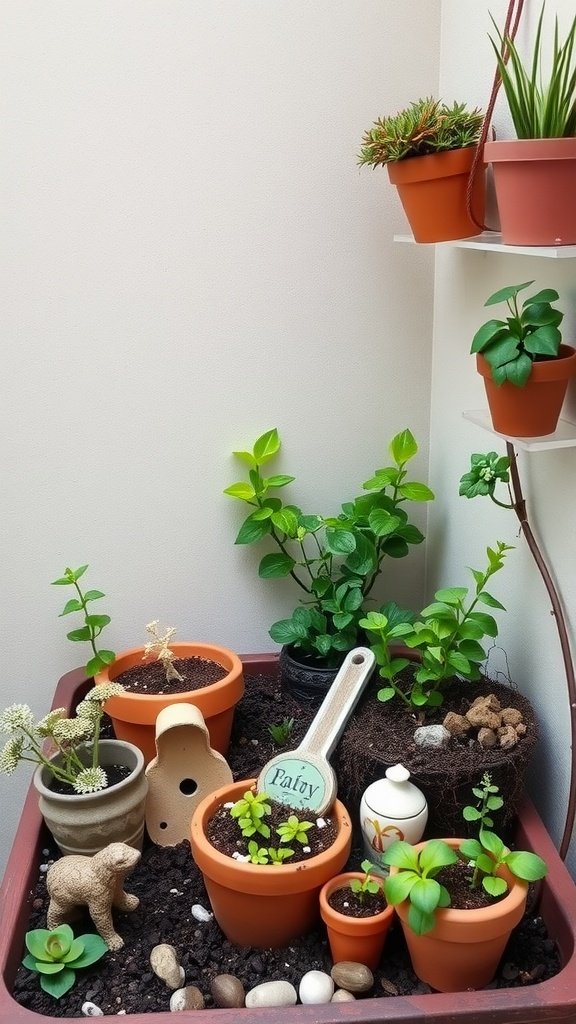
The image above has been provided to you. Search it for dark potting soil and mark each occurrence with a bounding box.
[207,798,338,864]
[49,764,131,796]
[435,861,506,912]
[11,669,560,1018]
[116,657,227,696]
[328,886,387,918]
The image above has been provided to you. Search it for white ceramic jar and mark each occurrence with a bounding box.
[360,764,428,873]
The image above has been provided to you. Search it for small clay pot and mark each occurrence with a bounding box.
[319,872,394,970]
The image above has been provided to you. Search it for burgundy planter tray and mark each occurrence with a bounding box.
[2,655,576,1023]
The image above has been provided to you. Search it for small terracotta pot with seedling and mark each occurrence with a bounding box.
[319,860,394,970]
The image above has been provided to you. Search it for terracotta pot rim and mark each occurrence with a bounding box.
[485,137,576,162]
[319,872,393,932]
[190,778,352,896]
[96,642,245,719]
[476,345,576,384]
[387,146,481,186]
[33,738,144,803]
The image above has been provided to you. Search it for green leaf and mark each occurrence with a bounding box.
[258,553,296,579]
[434,587,467,606]
[271,508,299,536]
[368,509,401,537]
[223,482,256,500]
[463,806,482,821]
[363,467,397,491]
[86,654,105,677]
[470,320,508,353]
[66,627,91,643]
[505,850,547,881]
[522,288,559,305]
[83,590,105,602]
[269,619,306,645]
[485,281,534,305]
[458,639,487,662]
[459,838,482,859]
[523,323,561,357]
[40,967,76,998]
[390,429,418,464]
[36,962,66,974]
[299,514,323,532]
[467,612,498,636]
[377,686,396,702]
[381,536,409,558]
[398,482,435,502]
[253,428,280,465]
[235,514,272,545]
[61,939,84,963]
[71,933,108,968]
[483,875,508,898]
[22,953,39,971]
[480,831,504,859]
[410,877,441,914]
[407,905,436,936]
[477,591,506,610]
[345,533,377,576]
[85,614,111,629]
[419,840,458,872]
[265,475,295,488]
[232,449,257,468]
[58,599,83,616]
[505,352,534,387]
[384,871,418,905]
[324,528,356,555]
[250,507,273,521]
[383,840,419,871]
[98,650,116,665]
[25,929,55,960]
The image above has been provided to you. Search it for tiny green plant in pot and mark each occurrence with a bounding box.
[319,860,394,970]
[358,97,485,242]
[471,281,576,436]
[485,5,576,245]
[382,775,547,992]
[224,427,433,697]
[0,687,147,856]
[22,925,107,999]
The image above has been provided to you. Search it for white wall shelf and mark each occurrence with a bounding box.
[394,232,576,259]
[463,410,576,451]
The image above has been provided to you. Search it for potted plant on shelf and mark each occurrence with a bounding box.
[224,427,433,698]
[485,6,576,245]
[0,685,147,856]
[382,775,547,992]
[52,565,244,763]
[470,281,576,436]
[358,97,485,242]
[189,779,352,948]
[319,859,394,970]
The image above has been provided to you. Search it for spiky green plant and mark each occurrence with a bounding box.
[358,98,483,167]
[489,5,576,139]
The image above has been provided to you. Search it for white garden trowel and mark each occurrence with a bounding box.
[257,647,375,815]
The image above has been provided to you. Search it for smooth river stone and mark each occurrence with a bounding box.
[150,944,185,990]
[331,989,356,1002]
[330,962,374,994]
[211,974,246,1008]
[169,986,205,1011]
[245,980,298,1008]
[299,970,334,1005]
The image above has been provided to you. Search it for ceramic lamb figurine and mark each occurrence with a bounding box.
[46,842,141,951]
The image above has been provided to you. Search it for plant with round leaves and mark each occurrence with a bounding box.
[471,281,564,388]
[383,839,458,935]
[229,789,272,839]
[52,565,115,678]
[22,925,107,999]
[224,427,433,664]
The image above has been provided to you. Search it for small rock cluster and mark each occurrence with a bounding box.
[443,694,527,750]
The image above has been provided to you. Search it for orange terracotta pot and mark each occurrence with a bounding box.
[477,346,576,438]
[95,642,244,764]
[190,779,352,948]
[319,872,394,970]
[392,838,528,992]
[387,147,485,243]
[484,138,576,245]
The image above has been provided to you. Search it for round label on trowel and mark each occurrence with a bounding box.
[258,752,335,813]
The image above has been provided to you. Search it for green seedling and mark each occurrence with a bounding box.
[22,925,107,999]
[349,860,384,903]
[276,814,314,846]
[52,565,115,677]
[267,717,295,747]
[383,839,458,935]
[230,790,272,839]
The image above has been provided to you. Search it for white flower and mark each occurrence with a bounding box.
[0,736,24,774]
[84,683,124,704]
[73,766,108,794]
[0,704,35,734]
[37,708,67,737]
[52,718,92,744]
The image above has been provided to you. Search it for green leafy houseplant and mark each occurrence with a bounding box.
[489,5,576,139]
[22,925,107,998]
[225,427,433,664]
[0,684,125,793]
[52,565,115,677]
[358,98,483,166]
[471,281,564,387]
[361,542,513,712]
[383,776,547,935]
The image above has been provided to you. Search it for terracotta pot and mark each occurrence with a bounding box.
[392,838,528,992]
[34,739,147,856]
[484,138,576,246]
[96,642,244,763]
[387,147,485,243]
[476,346,576,437]
[190,778,352,948]
[319,872,394,970]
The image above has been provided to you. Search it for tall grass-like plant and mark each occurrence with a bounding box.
[490,5,576,139]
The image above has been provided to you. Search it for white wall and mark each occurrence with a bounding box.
[431,0,576,874]
[0,1,440,873]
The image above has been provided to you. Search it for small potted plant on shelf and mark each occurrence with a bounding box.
[485,5,576,245]
[382,775,547,992]
[319,859,394,970]
[0,685,147,856]
[358,97,485,242]
[470,281,576,437]
[53,565,244,763]
[189,779,352,948]
[224,427,433,698]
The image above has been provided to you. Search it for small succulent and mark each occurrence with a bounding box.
[22,925,107,998]
[359,98,483,167]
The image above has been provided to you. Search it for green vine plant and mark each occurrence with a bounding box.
[143,621,184,683]
[52,565,115,677]
[225,427,433,664]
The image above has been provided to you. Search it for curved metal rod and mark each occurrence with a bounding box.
[506,441,576,860]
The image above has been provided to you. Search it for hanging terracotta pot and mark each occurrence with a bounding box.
[484,139,576,246]
[96,642,244,764]
[189,779,352,948]
[477,346,576,437]
[391,838,528,992]
[34,739,147,857]
[387,147,485,243]
[319,872,394,970]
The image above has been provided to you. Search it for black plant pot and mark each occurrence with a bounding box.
[278,645,342,702]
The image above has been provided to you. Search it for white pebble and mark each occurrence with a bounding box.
[39,864,49,873]
[223,801,234,809]
[302,846,311,853]
[316,818,327,828]
[299,970,334,1005]
[82,1003,104,1017]
[169,888,179,894]
[42,848,50,856]
[191,904,213,922]
[331,989,356,1002]
[245,981,297,1008]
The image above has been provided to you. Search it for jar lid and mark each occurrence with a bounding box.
[362,763,427,818]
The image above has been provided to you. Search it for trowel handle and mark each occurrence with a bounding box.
[298,647,375,760]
